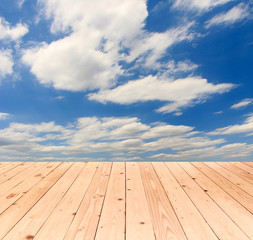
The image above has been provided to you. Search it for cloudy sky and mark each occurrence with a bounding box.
[0,0,253,161]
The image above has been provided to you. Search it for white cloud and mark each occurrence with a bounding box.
[0,17,28,41]
[205,3,250,28]
[22,0,149,92]
[0,50,13,80]
[209,114,253,135]
[22,31,123,91]
[0,116,227,160]
[54,96,65,100]
[22,0,196,93]
[89,75,234,114]
[0,18,28,82]
[172,0,233,12]
[165,60,198,74]
[150,143,253,160]
[231,98,253,109]
[214,111,223,114]
[141,124,193,139]
[17,0,27,9]
[38,0,147,37]
[126,22,195,68]
[20,0,236,115]
[0,113,10,120]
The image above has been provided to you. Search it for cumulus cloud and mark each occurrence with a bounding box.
[0,17,28,41]
[0,50,13,80]
[0,116,226,160]
[172,0,233,12]
[209,114,253,135]
[165,60,198,74]
[22,0,149,91]
[0,113,10,120]
[150,143,253,160]
[0,17,28,82]
[89,75,234,114]
[22,31,124,91]
[205,3,251,28]
[231,98,253,109]
[20,0,236,115]
[22,0,197,93]
[125,22,195,68]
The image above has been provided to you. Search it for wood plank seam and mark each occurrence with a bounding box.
[138,163,160,240]
[139,162,187,240]
[218,162,253,184]
[93,162,125,240]
[204,162,253,197]
[180,163,253,239]
[31,163,88,239]
[0,162,73,239]
[191,162,253,215]
[165,163,220,240]
[64,162,113,240]
[151,163,188,239]
[92,163,113,239]
[176,163,252,240]
[0,162,61,216]
[0,162,24,176]
[63,162,101,238]
[169,162,248,240]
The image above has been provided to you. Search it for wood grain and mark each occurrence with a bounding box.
[179,162,253,239]
[65,162,112,240]
[0,161,252,240]
[126,162,155,240]
[154,162,218,240]
[0,162,72,239]
[95,163,126,240]
[139,162,187,240]
[166,162,250,240]
[192,162,253,214]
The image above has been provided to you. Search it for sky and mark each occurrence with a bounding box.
[0,0,253,161]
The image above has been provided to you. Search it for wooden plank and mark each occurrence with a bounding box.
[205,162,253,196]
[0,162,61,214]
[0,162,22,176]
[179,162,253,239]
[64,162,112,240]
[153,162,218,240]
[242,162,253,168]
[33,162,99,240]
[139,162,187,240]
[2,162,83,240]
[230,162,253,175]
[0,162,73,239]
[0,162,8,168]
[125,162,155,240]
[0,162,33,185]
[0,162,46,197]
[217,162,253,184]
[95,163,125,240]
[165,162,250,240]
[192,162,253,214]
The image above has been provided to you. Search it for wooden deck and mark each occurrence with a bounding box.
[0,162,252,240]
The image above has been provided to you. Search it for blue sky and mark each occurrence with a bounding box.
[0,0,253,161]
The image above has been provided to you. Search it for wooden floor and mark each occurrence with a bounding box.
[0,162,252,240]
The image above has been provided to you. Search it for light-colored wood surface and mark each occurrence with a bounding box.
[0,162,252,240]
[153,162,218,240]
[126,163,155,240]
[95,162,125,240]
